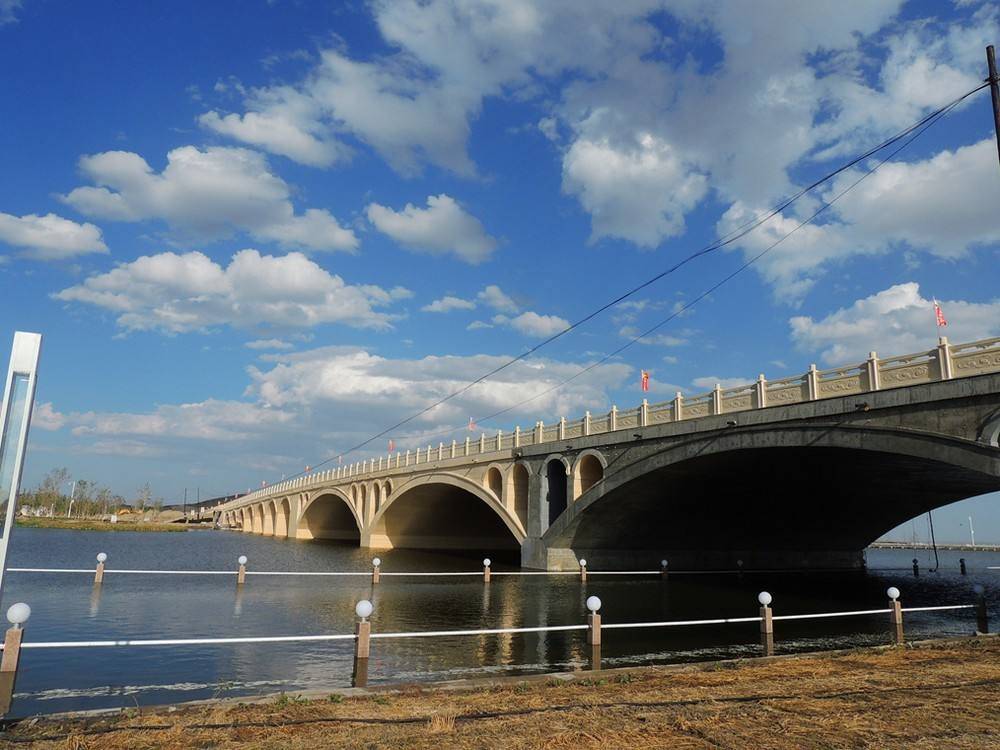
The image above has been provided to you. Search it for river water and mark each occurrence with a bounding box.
[0,527,995,717]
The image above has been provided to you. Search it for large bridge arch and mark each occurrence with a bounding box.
[367,472,525,552]
[297,488,362,542]
[541,424,1000,569]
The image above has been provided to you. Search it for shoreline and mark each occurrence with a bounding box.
[13,517,210,533]
[4,635,997,748]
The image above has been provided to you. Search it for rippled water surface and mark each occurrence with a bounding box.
[1,527,995,716]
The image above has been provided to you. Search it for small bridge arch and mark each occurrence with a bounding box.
[297,488,362,542]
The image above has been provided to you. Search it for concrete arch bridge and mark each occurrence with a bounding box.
[217,337,1000,570]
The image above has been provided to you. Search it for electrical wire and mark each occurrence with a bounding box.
[261,81,989,486]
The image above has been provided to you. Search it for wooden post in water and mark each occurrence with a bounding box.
[237,555,247,585]
[888,587,904,644]
[352,600,373,688]
[586,596,601,671]
[0,603,30,716]
[483,558,491,583]
[975,585,989,634]
[372,557,381,585]
[94,552,107,584]
[660,559,669,580]
[758,592,774,656]
[579,558,587,582]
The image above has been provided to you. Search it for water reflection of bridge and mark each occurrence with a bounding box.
[218,337,1000,570]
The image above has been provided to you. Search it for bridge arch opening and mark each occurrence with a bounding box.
[511,463,529,528]
[545,459,568,528]
[275,498,290,537]
[373,482,382,514]
[486,467,503,502]
[545,436,1000,570]
[368,475,522,553]
[360,484,369,524]
[252,505,264,534]
[263,501,276,536]
[297,493,361,542]
[572,452,605,501]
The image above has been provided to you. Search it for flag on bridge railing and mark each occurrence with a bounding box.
[468,417,477,431]
[641,370,650,392]
[338,455,343,465]
[388,439,395,452]
[933,298,947,327]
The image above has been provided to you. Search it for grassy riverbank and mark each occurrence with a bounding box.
[5,637,998,749]
[14,517,200,533]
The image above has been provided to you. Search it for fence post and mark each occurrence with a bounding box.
[483,557,491,583]
[673,392,684,421]
[0,603,30,715]
[579,558,587,582]
[586,596,602,670]
[583,411,591,436]
[639,399,648,427]
[660,559,669,580]
[372,557,381,585]
[912,558,919,576]
[237,555,247,585]
[94,552,107,584]
[755,374,767,408]
[609,406,617,431]
[806,364,819,400]
[888,587,904,644]
[975,585,989,634]
[352,600,372,688]
[758,592,774,656]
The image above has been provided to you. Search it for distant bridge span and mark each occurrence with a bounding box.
[216,337,1000,570]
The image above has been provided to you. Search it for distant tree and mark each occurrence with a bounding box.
[136,483,152,510]
[35,468,70,515]
[96,487,113,517]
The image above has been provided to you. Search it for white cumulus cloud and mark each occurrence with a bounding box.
[493,311,569,338]
[61,146,357,252]
[366,194,497,264]
[54,249,403,334]
[0,212,108,260]
[421,295,476,313]
[562,133,708,247]
[789,282,1000,364]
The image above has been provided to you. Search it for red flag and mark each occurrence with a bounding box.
[468,417,477,431]
[304,465,311,473]
[388,439,395,452]
[337,455,343,465]
[641,370,650,392]
[933,299,947,327]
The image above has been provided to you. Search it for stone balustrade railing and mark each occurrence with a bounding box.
[222,335,1000,510]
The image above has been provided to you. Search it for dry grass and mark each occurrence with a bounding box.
[3,638,999,749]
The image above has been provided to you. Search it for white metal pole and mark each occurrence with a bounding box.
[0,332,43,605]
[969,516,975,547]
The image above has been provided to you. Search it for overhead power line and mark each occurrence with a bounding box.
[266,81,989,486]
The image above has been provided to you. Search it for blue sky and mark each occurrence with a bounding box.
[2,0,999,542]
